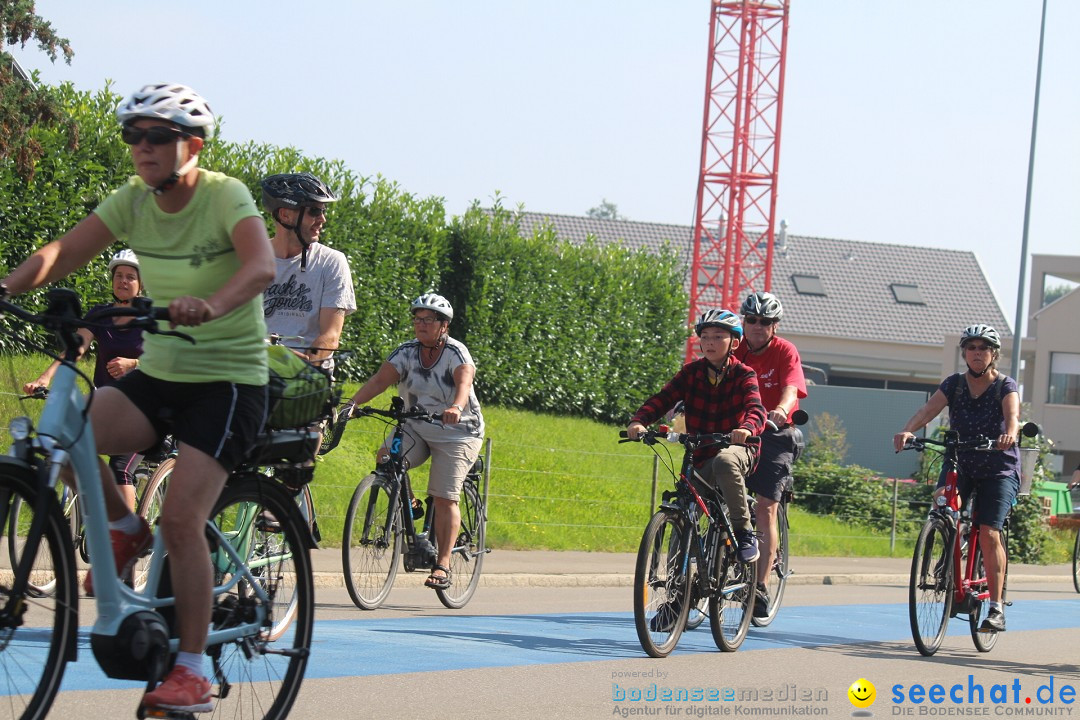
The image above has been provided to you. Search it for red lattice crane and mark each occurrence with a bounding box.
[686,0,791,361]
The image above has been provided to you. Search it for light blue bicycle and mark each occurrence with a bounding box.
[0,289,316,720]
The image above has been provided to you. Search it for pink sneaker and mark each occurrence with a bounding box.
[143,666,213,713]
[83,516,153,595]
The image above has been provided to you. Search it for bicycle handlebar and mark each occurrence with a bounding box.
[619,428,736,449]
[348,401,440,424]
[901,421,1040,454]
[0,291,195,345]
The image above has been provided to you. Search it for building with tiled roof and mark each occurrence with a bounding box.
[512,210,1012,394]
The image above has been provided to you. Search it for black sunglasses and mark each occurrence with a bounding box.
[121,126,191,146]
[743,316,776,326]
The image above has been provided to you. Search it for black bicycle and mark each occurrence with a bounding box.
[339,397,489,610]
[620,428,758,658]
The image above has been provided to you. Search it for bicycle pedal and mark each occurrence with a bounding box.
[140,708,197,720]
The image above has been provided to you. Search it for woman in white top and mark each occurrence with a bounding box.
[347,293,484,590]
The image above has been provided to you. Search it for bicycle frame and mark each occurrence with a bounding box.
[9,360,274,647]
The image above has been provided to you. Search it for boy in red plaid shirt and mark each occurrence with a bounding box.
[627,309,767,562]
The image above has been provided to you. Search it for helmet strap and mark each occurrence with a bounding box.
[966,363,990,378]
[744,334,773,354]
[273,207,312,272]
[151,141,199,196]
[111,294,131,306]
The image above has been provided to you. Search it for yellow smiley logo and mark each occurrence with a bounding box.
[848,678,876,709]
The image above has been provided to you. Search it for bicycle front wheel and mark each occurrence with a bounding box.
[6,486,76,597]
[0,467,78,720]
[633,510,691,658]
[206,476,314,720]
[909,516,953,656]
[342,474,402,610]
[133,456,173,591]
[709,541,757,651]
[1072,528,1079,594]
[436,480,486,609]
[752,500,789,628]
[970,525,1008,652]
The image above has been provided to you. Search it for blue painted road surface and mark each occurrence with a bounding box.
[37,597,1080,694]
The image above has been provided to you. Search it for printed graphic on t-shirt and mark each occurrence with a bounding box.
[264,273,314,317]
[757,367,778,390]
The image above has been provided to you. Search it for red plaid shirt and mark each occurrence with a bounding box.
[630,357,767,464]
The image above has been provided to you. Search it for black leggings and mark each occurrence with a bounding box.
[108,453,143,486]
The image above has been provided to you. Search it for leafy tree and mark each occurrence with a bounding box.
[1,0,74,179]
[586,199,623,221]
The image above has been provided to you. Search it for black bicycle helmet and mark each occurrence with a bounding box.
[260,172,339,212]
[260,172,339,271]
[741,291,783,321]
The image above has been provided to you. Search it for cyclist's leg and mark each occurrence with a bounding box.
[425,435,482,585]
[974,472,1019,605]
[90,386,158,521]
[753,495,779,580]
[107,453,141,512]
[703,447,755,527]
[157,446,229,653]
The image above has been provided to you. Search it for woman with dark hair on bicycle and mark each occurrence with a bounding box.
[23,249,146,512]
[1,82,274,713]
[346,293,485,591]
[893,324,1020,633]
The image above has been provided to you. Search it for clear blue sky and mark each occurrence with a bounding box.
[11,1,1079,330]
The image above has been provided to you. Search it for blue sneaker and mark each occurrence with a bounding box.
[735,530,760,563]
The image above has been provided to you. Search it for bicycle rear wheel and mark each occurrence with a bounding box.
[342,473,402,610]
[909,516,953,656]
[133,456,173,591]
[633,510,691,658]
[709,542,757,651]
[0,467,78,720]
[435,480,486,609]
[752,499,789,628]
[970,525,1008,652]
[205,476,313,720]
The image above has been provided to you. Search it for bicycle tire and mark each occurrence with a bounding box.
[969,525,1008,652]
[132,457,173,591]
[751,499,789,628]
[909,516,953,656]
[0,467,78,720]
[709,541,756,651]
[342,473,402,610]
[435,480,485,609]
[205,476,314,720]
[1072,528,1079,594]
[633,510,691,658]
[6,485,75,597]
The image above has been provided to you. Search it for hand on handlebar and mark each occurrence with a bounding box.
[730,428,751,446]
[994,433,1016,451]
[894,431,915,453]
[167,295,215,328]
[626,421,647,441]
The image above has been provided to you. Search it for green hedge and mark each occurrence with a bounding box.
[1,81,687,424]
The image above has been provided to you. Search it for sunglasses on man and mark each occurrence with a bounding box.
[743,316,776,326]
[121,126,192,146]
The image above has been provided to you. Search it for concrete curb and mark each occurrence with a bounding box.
[312,571,1074,589]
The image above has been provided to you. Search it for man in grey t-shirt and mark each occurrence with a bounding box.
[260,173,356,370]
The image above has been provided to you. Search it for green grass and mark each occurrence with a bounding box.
[4,352,1079,562]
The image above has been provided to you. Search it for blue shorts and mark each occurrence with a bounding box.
[942,466,1020,530]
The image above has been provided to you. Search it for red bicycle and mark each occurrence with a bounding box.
[903,422,1039,656]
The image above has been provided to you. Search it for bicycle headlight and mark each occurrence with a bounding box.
[9,416,33,441]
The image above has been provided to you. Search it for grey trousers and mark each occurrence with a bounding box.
[697,445,755,532]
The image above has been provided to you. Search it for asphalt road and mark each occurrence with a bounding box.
[30,551,1080,719]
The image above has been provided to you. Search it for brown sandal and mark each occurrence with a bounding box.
[424,564,452,590]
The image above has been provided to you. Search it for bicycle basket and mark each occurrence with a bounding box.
[266,344,332,429]
[318,406,350,456]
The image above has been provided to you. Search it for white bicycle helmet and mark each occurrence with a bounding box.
[959,324,1001,349]
[694,309,742,339]
[108,249,140,276]
[741,291,783,321]
[411,293,454,321]
[115,83,215,135]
